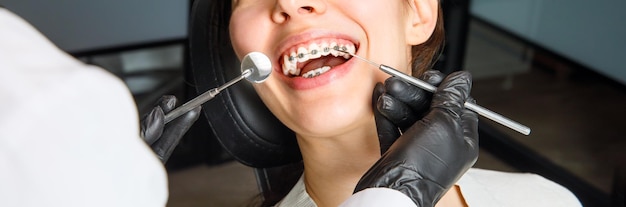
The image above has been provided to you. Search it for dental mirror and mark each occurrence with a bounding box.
[163,52,272,123]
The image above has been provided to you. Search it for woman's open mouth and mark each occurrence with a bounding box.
[280,39,357,79]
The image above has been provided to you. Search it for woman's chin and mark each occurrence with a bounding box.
[291,111,371,138]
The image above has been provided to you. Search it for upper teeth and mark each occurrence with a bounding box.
[282,41,356,77]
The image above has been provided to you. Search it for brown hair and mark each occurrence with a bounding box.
[410,6,445,76]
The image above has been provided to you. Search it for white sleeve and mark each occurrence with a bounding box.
[339,188,416,207]
[0,8,167,207]
[457,168,582,207]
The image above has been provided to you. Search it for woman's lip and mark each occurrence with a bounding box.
[278,56,357,90]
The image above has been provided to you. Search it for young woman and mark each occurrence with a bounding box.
[198,0,583,206]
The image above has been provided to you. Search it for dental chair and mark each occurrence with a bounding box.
[188,1,620,206]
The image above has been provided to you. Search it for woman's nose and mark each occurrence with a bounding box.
[272,0,327,23]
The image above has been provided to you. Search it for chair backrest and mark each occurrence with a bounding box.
[188,0,302,168]
[433,0,471,74]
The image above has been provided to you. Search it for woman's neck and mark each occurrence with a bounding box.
[296,123,381,207]
[293,123,469,207]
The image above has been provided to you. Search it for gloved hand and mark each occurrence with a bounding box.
[355,71,479,207]
[374,70,445,153]
[140,95,201,163]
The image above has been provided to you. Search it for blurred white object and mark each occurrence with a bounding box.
[0,8,168,207]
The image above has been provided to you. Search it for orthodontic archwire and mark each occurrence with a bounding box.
[287,45,351,63]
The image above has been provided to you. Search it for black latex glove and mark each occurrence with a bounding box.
[355,71,479,207]
[140,95,201,163]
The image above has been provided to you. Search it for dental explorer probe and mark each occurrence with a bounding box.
[337,49,531,135]
[163,52,272,124]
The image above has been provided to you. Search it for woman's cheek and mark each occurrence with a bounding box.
[229,9,266,58]
[229,18,248,57]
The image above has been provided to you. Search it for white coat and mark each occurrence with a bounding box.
[0,8,167,207]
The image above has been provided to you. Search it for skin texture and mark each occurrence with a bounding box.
[228,0,462,206]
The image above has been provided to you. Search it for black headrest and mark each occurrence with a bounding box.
[188,0,302,168]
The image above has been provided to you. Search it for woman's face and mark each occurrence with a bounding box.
[229,0,432,137]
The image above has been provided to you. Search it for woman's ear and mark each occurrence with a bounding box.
[405,0,438,45]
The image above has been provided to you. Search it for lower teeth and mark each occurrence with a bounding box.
[302,66,331,78]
